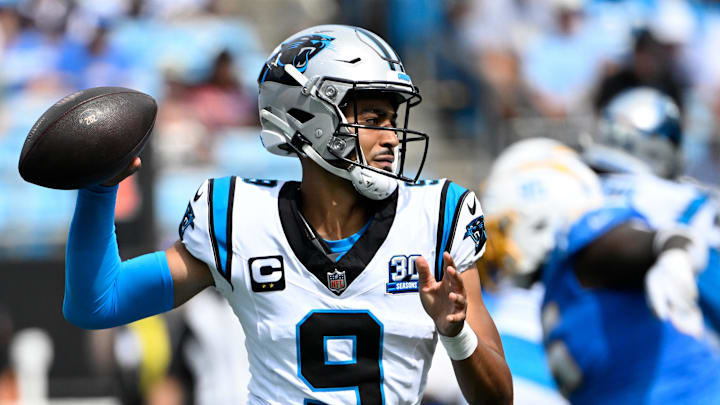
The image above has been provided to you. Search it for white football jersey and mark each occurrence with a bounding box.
[602,173,720,247]
[178,177,486,404]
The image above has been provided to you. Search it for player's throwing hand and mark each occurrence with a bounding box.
[102,157,142,186]
[417,252,467,337]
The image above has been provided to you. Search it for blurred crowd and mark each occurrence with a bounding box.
[2,0,720,404]
[2,0,720,255]
[399,0,720,173]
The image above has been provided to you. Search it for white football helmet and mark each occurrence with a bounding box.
[481,138,604,276]
[257,25,428,200]
[487,137,582,178]
[583,87,683,179]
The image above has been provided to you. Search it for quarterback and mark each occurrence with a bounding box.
[62,25,512,404]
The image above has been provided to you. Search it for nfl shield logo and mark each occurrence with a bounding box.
[327,269,347,294]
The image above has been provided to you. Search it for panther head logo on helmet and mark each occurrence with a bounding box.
[258,34,335,85]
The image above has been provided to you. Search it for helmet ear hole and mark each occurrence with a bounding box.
[287,108,314,124]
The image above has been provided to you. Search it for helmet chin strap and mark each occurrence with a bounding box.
[302,145,398,200]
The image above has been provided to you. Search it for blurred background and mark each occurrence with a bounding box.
[1,0,720,403]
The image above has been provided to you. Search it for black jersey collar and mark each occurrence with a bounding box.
[278,181,398,295]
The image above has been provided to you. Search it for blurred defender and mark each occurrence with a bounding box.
[476,139,599,405]
[61,25,512,404]
[482,138,720,404]
[584,87,720,336]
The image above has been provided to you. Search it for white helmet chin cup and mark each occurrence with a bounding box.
[349,166,398,200]
[302,144,397,200]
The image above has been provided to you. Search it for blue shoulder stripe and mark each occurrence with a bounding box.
[678,192,710,224]
[208,176,237,287]
[435,181,470,280]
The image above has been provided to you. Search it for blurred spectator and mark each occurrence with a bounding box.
[154,70,210,168]
[522,0,611,119]
[454,0,550,151]
[593,28,687,115]
[57,23,135,89]
[432,0,492,140]
[0,4,20,52]
[187,49,257,131]
[459,0,552,55]
[153,48,257,169]
[0,1,65,93]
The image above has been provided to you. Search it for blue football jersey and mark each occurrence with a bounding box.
[483,284,568,405]
[541,205,720,404]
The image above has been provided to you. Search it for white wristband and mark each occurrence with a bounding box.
[438,323,478,361]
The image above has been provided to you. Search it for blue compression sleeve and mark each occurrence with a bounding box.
[63,184,174,329]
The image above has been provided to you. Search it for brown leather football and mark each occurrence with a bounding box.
[18,87,157,189]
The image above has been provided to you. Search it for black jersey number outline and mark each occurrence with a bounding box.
[296,310,385,404]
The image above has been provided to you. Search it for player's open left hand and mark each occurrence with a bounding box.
[101,156,141,187]
[417,252,467,337]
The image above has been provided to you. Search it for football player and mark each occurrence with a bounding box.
[481,137,720,404]
[62,25,513,404]
[425,139,583,405]
[583,87,720,336]
[477,138,594,405]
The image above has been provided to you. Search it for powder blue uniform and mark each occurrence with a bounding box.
[541,206,720,404]
[602,173,720,334]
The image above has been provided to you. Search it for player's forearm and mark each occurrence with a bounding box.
[452,339,513,405]
[64,185,174,329]
[64,185,121,328]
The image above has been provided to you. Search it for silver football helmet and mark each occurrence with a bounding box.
[584,87,683,179]
[257,25,428,199]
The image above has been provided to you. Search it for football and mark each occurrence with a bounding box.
[18,87,157,189]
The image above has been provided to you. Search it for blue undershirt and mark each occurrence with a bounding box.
[323,219,372,261]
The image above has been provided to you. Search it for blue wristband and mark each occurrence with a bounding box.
[63,185,174,329]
